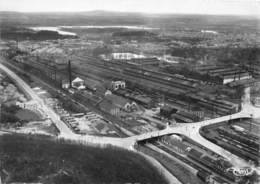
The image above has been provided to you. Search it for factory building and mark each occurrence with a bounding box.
[222,72,252,84]
[196,65,252,84]
[99,100,121,116]
[128,57,160,66]
[111,52,145,60]
[104,94,138,112]
[99,94,138,116]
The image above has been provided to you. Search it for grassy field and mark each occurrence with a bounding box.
[0,134,166,184]
[15,109,42,121]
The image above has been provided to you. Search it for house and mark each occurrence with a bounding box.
[72,77,85,90]
[105,94,138,112]
[111,81,126,91]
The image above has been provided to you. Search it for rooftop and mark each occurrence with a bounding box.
[72,77,84,83]
[105,94,130,108]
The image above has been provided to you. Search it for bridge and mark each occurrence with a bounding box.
[127,111,251,142]
[1,61,259,169]
[123,107,257,168]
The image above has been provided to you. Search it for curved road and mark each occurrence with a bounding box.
[0,62,181,184]
[2,60,259,181]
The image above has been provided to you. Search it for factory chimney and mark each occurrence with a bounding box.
[68,60,72,88]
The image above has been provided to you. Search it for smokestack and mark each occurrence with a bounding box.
[68,60,72,88]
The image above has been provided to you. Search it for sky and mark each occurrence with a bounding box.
[0,0,259,16]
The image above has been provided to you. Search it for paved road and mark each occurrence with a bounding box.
[0,63,75,136]
[1,61,256,155]
[124,111,255,168]
[1,60,259,179]
[0,62,129,148]
[0,61,183,184]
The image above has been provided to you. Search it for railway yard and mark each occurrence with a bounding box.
[1,20,260,184]
[2,46,259,183]
[201,120,260,166]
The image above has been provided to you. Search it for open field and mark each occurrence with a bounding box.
[15,109,42,121]
[0,134,166,184]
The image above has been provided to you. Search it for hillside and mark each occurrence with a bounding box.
[0,134,166,184]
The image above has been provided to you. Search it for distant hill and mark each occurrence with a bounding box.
[0,11,258,33]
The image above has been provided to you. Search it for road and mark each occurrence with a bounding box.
[1,60,256,157]
[125,111,254,168]
[1,60,259,182]
[0,61,182,184]
[0,63,75,136]
[0,62,130,147]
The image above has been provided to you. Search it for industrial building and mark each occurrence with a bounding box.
[196,65,252,84]
[111,52,145,60]
[222,72,252,84]
[128,57,160,66]
[104,94,138,112]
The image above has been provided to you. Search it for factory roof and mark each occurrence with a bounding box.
[105,94,130,108]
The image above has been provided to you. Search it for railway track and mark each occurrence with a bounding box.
[152,141,235,183]
[72,55,196,93]
[74,55,196,83]
[71,55,238,116]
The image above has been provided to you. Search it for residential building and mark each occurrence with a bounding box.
[72,77,85,90]
[111,81,126,91]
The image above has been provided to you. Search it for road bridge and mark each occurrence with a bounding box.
[127,111,251,143]
[123,109,256,168]
[1,61,259,172]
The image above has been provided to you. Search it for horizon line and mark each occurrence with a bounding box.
[0,10,258,18]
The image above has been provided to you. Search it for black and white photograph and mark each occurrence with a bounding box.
[0,0,259,183]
